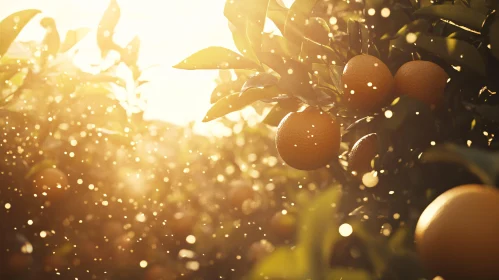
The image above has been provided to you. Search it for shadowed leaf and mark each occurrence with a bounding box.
[414,33,486,76]
[413,5,486,32]
[421,143,499,186]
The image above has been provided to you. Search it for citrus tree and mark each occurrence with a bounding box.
[176,0,499,279]
[1,3,339,280]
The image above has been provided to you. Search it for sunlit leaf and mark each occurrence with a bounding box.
[421,143,499,186]
[203,86,283,122]
[267,0,288,34]
[173,46,260,70]
[210,78,247,104]
[325,268,373,280]
[40,17,60,65]
[0,9,41,57]
[248,247,309,280]
[261,33,298,57]
[262,102,297,126]
[284,0,319,44]
[257,53,317,102]
[413,33,486,76]
[121,35,141,66]
[298,185,342,279]
[413,5,486,32]
[229,21,260,63]
[59,27,91,53]
[241,73,278,92]
[24,159,58,180]
[97,0,122,57]
[219,69,233,83]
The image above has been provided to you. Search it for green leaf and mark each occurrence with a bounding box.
[325,268,373,280]
[40,17,61,65]
[414,33,486,76]
[347,20,362,56]
[380,96,433,131]
[229,21,260,63]
[0,9,41,57]
[25,159,58,180]
[284,0,319,44]
[203,86,283,122]
[97,0,121,57]
[304,17,331,46]
[121,35,140,66]
[298,185,342,279]
[413,5,486,32]
[60,27,90,53]
[301,37,345,65]
[261,33,299,57]
[349,221,391,276]
[267,0,288,35]
[248,247,309,280]
[173,46,260,70]
[262,103,295,126]
[210,78,247,104]
[0,65,26,84]
[241,73,278,92]
[463,102,499,123]
[257,53,317,101]
[219,69,233,83]
[489,17,499,60]
[224,0,271,50]
[421,143,499,186]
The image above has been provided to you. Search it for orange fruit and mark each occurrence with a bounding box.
[394,60,448,107]
[169,211,196,237]
[269,212,296,239]
[415,184,499,280]
[341,54,394,112]
[276,106,340,170]
[32,167,68,198]
[348,133,378,175]
[144,264,176,280]
[228,181,255,209]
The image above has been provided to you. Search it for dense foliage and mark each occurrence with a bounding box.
[1,0,499,279]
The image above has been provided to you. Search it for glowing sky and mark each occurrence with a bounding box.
[1,0,294,134]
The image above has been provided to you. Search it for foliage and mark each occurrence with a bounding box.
[1,0,499,280]
[175,0,499,279]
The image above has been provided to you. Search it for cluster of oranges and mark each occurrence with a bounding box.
[274,54,499,279]
[275,54,448,173]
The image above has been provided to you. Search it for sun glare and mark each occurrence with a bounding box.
[0,0,238,130]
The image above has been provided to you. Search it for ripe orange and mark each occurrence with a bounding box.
[394,60,448,107]
[415,184,499,280]
[32,167,68,198]
[169,211,196,237]
[228,183,254,209]
[144,264,176,280]
[276,106,340,170]
[348,133,378,175]
[341,54,394,112]
[269,212,296,239]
